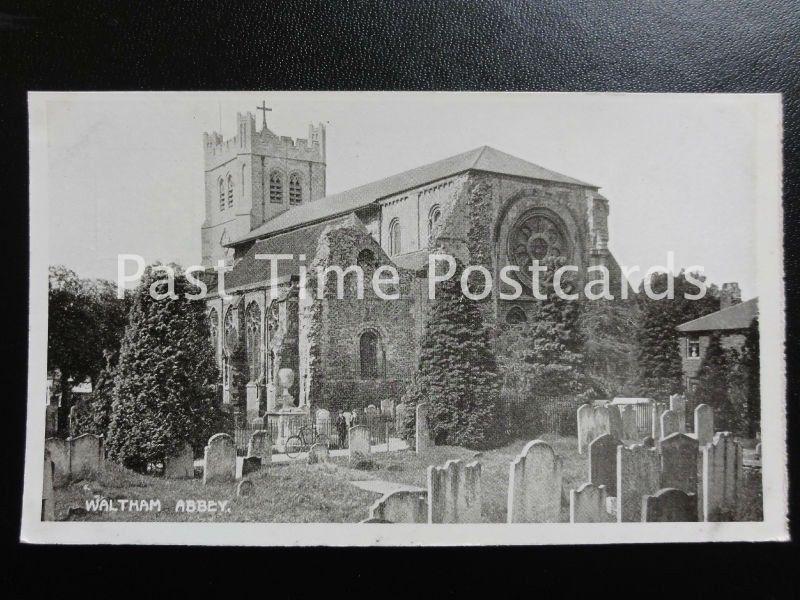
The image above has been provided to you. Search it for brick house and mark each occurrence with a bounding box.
[676,283,758,394]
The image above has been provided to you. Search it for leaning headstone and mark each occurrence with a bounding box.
[620,405,638,441]
[349,425,371,456]
[694,404,714,447]
[247,430,272,464]
[164,442,194,479]
[42,450,55,521]
[642,488,698,522]
[589,433,621,496]
[617,443,660,522]
[45,438,70,486]
[416,402,433,453]
[203,433,236,484]
[700,432,744,521]
[428,459,482,523]
[507,440,563,523]
[660,432,699,495]
[669,394,687,433]
[308,443,330,465]
[380,398,395,418]
[369,490,428,523]
[570,483,610,523]
[69,433,104,479]
[660,409,680,441]
[242,456,262,477]
[236,479,254,497]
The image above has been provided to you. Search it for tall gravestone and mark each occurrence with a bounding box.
[507,440,563,523]
[247,430,272,464]
[203,433,236,484]
[660,432,699,496]
[660,409,680,441]
[369,490,428,523]
[576,404,594,454]
[428,459,482,523]
[164,442,194,479]
[617,443,660,522]
[650,401,665,440]
[700,432,743,521]
[669,394,687,433]
[642,488,698,522]
[415,402,433,453]
[694,404,714,447]
[578,404,617,454]
[621,405,638,440]
[570,483,610,523]
[589,433,621,496]
[349,425,371,456]
[42,450,55,521]
[69,433,104,479]
[45,438,70,486]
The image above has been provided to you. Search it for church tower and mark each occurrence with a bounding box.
[201,109,326,266]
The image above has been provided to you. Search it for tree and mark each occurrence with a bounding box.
[693,333,734,429]
[106,265,223,472]
[742,317,761,436]
[411,259,501,449]
[71,350,118,437]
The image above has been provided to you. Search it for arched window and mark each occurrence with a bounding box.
[428,204,442,233]
[388,219,402,256]
[506,306,528,325]
[359,330,384,379]
[218,178,225,212]
[270,171,283,203]
[226,174,234,208]
[289,173,302,205]
[223,307,237,352]
[208,309,219,355]
[245,302,262,382]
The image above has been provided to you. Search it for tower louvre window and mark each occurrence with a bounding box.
[227,175,234,209]
[218,178,225,211]
[270,171,283,203]
[289,173,302,205]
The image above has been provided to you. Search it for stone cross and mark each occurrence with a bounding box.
[257,100,272,128]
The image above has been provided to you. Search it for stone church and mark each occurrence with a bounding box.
[201,111,623,417]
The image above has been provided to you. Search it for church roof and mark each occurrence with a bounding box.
[230,146,596,246]
[676,298,758,333]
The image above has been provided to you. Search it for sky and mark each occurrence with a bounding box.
[42,91,777,299]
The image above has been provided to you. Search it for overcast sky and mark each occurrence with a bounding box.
[42,92,775,299]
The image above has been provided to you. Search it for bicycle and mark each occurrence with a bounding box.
[284,424,330,459]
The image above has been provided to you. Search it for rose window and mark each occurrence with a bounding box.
[507,214,569,284]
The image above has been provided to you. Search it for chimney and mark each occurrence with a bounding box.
[720,282,742,310]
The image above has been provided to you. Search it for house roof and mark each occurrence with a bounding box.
[676,298,758,333]
[230,146,597,246]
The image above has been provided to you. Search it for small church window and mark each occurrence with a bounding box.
[270,171,283,203]
[388,219,402,256]
[360,330,384,379]
[289,173,302,205]
[428,205,442,233]
[227,174,234,209]
[506,306,528,325]
[218,178,225,212]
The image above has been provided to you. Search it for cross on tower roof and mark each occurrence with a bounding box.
[257,100,272,129]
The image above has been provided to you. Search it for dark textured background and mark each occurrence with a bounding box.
[1,0,797,592]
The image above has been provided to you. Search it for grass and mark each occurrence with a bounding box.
[54,434,763,523]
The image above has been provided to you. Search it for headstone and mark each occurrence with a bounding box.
[315,408,331,432]
[395,403,407,431]
[577,404,594,454]
[369,490,428,523]
[642,488,698,522]
[349,425,371,456]
[570,483,610,523]
[621,405,638,440]
[42,450,55,521]
[669,394,687,433]
[660,409,680,440]
[650,401,665,440]
[616,443,660,522]
[308,443,330,464]
[68,433,104,479]
[755,442,761,459]
[660,432,699,495]
[507,440,563,523]
[247,430,272,464]
[203,433,236,484]
[380,398,395,418]
[589,433,621,496]
[236,479,254,497]
[428,459,482,523]
[700,432,744,521]
[164,442,194,479]
[694,404,714,447]
[365,405,379,420]
[242,456,262,477]
[606,405,624,441]
[577,404,620,454]
[415,402,433,453]
[45,438,70,486]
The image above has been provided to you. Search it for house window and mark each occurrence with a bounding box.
[359,330,384,379]
[270,171,283,203]
[289,173,302,205]
[227,174,234,208]
[388,218,402,256]
[218,178,225,212]
[688,337,701,359]
[428,204,442,233]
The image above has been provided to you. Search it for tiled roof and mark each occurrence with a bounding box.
[676,298,758,333]
[230,146,596,246]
